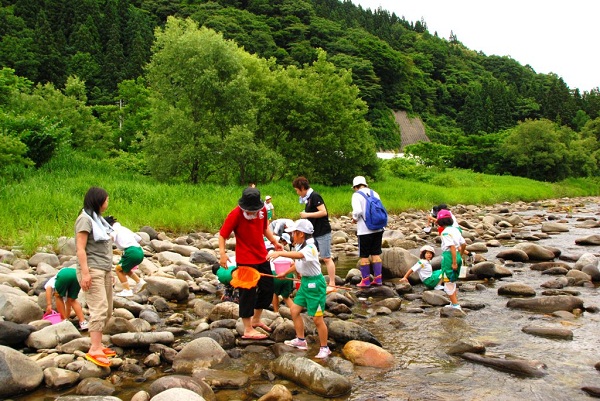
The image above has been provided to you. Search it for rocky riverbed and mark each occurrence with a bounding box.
[1,196,600,401]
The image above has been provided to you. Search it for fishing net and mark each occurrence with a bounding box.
[230,265,261,289]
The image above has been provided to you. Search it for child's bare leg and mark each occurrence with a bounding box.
[272,293,280,313]
[290,303,305,339]
[283,296,294,309]
[313,315,328,347]
[115,265,131,290]
[128,271,140,284]
[69,298,86,323]
[54,293,67,320]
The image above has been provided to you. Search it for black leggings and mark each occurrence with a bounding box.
[238,260,274,318]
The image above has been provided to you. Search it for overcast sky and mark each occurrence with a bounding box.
[351,0,599,92]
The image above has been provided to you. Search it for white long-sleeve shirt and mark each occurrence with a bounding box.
[351,187,384,236]
[110,222,142,250]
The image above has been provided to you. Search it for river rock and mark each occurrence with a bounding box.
[541,222,569,232]
[104,317,138,335]
[0,345,44,397]
[575,235,600,245]
[171,244,201,257]
[256,384,293,401]
[381,247,418,278]
[460,352,547,377]
[28,252,60,267]
[566,269,591,283]
[506,295,584,313]
[192,328,236,350]
[341,340,394,368]
[466,243,488,253]
[26,320,82,349]
[513,243,555,261]
[446,339,486,355]
[270,353,351,397]
[148,375,214,400]
[521,325,573,340]
[110,332,175,348]
[0,273,31,292]
[173,337,231,373]
[422,290,450,306]
[189,250,218,265]
[0,249,16,264]
[43,367,80,389]
[145,276,189,301]
[541,266,569,275]
[469,261,512,279]
[582,264,600,281]
[192,368,250,390]
[496,248,529,262]
[139,308,162,324]
[0,321,36,346]
[150,387,207,401]
[574,253,598,270]
[77,377,116,396]
[530,261,571,271]
[326,319,381,346]
[497,283,536,297]
[582,387,600,398]
[207,301,238,321]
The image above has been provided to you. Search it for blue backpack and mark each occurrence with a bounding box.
[357,189,388,230]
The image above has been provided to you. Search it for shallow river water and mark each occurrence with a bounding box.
[12,200,600,401]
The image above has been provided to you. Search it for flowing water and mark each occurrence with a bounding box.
[12,202,600,401]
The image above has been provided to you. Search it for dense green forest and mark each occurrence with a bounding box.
[1,0,599,185]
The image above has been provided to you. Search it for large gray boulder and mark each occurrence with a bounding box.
[148,375,214,400]
[506,295,584,313]
[0,292,43,323]
[326,319,381,346]
[270,353,351,397]
[0,321,36,346]
[25,320,82,349]
[172,337,231,373]
[381,247,418,278]
[514,243,555,261]
[28,252,60,267]
[110,331,175,348]
[0,345,44,397]
[146,276,189,301]
[460,352,547,378]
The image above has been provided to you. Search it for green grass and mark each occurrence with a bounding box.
[1,149,598,256]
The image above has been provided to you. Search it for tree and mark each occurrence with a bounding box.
[144,17,259,183]
[256,50,379,185]
[500,119,569,181]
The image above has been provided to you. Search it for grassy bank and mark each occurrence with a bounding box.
[1,149,598,256]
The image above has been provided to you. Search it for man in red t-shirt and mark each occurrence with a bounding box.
[219,187,282,339]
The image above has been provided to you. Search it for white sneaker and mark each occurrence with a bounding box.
[284,338,308,350]
[434,285,444,290]
[315,347,331,359]
[134,279,147,293]
[115,289,134,297]
[79,320,89,330]
[444,304,462,310]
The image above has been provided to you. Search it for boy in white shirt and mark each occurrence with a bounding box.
[105,216,146,297]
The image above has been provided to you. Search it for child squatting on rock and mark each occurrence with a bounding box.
[400,245,444,291]
[268,219,331,359]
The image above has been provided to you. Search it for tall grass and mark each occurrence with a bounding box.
[1,149,598,256]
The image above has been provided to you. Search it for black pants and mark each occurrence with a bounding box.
[238,260,274,318]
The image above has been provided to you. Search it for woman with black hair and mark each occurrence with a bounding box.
[75,186,116,367]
